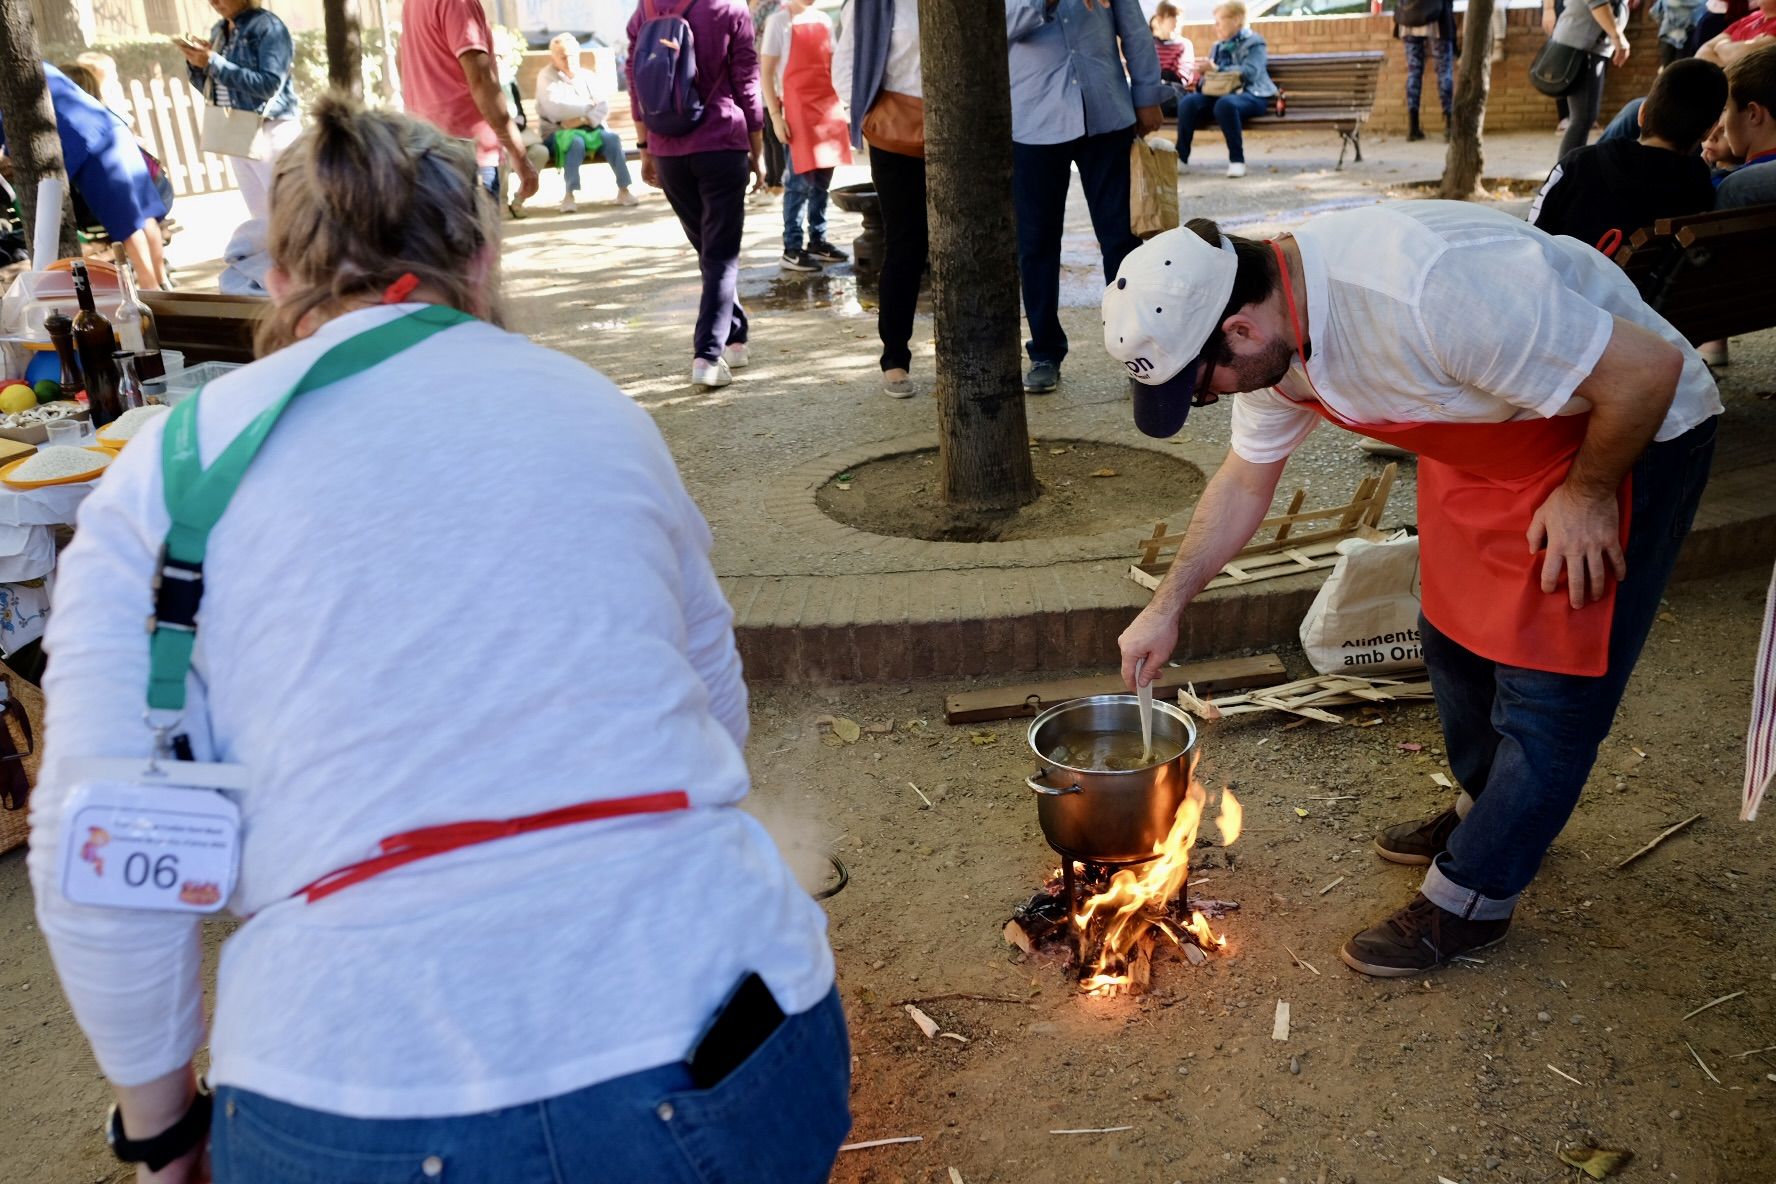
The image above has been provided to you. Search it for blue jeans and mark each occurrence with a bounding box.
[1174,91,1270,164]
[1403,34,1455,115]
[211,986,851,1183]
[1420,418,1718,919]
[1599,97,1644,144]
[782,166,833,252]
[1011,123,1140,366]
[477,164,500,199]
[563,128,634,194]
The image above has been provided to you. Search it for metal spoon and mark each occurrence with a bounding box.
[1136,656,1154,765]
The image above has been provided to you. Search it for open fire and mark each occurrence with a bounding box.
[1007,770,1243,997]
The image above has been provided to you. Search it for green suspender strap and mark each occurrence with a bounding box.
[146,305,476,720]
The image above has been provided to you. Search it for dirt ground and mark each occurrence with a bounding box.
[815,441,1206,543]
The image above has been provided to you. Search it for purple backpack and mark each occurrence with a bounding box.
[633,0,706,137]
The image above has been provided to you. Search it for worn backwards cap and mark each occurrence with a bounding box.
[1101,227,1240,438]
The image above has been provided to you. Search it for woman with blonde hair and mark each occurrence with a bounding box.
[1172,0,1277,178]
[29,94,848,1184]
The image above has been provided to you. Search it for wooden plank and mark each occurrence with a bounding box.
[1272,489,1306,542]
[943,654,1288,724]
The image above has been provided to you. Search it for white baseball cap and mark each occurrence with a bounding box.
[1101,227,1239,437]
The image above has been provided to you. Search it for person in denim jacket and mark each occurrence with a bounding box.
[177,0,301,223]
[1173,1,1276,178]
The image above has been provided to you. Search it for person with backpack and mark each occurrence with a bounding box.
[629,0,766,390]
[1394,0,1457,142]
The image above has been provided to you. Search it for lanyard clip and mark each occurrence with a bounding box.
[143,709,184,770]
[147,545,205,636]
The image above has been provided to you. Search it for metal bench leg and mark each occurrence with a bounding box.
[1337,129,1362,170]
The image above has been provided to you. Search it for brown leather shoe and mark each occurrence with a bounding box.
[1373,807,1461,866]
[1339,893,1511,977]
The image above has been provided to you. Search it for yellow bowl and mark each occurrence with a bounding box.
[0,446,114,489]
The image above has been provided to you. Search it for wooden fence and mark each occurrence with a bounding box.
[124,73,238,198]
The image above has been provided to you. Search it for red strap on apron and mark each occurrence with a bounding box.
[295,791,692,903]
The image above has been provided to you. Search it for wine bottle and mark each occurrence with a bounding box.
[44,312,84,400]
[111,244,164,382]
[70,261,123,428]
[114,352,145,413]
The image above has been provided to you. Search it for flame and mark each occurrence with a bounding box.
[1072,772,1242,995]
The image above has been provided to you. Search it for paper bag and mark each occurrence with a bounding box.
[1130,135,1179,240]
[1299,532,1424,675]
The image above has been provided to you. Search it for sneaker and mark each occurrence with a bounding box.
[1340,893,1511,977]
[723,342,749,370]
[1023,361,1060,395]
[1226,162,1247,178]
[1374,807,1461,866]
[690,358,733,389]
[781,249,822,273]
[883,376,917,399]
[615,189,639,207]
[559,195,577,214]
[806,239,849,264]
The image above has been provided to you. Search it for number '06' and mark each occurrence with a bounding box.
[124,852,179,889]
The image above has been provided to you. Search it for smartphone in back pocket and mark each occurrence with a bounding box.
[687,972,786,1090]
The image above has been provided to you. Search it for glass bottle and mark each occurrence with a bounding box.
[70,261,122,428]
[110,244,164,382]
[44,312,84,401]
[114,352,145,412]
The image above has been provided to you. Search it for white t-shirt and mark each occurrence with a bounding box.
[1230,202,1723,465]
[28,305,834,1118]
[761,6,834,91]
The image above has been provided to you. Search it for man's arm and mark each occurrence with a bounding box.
[1119,451,1287,688]
[1698,30,1775,66]
[1113,0,1167,119]
[1007,0,1055,43]
[458,48,538,200]
[1526,316,1683,607]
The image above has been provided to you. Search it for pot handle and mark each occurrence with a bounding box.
[1027,771,1083,796]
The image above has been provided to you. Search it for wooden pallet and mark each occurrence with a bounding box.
[1176,669,1433,726]
[1129,464,1398,592]
[943,654,1285,724]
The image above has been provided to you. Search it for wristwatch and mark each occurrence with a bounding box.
[106,1088,213,1171]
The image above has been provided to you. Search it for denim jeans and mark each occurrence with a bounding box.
[1598,97,1643,144]
[1420,418,1718,919]
[211,987,851,1183]
[562,128,634,193]
[782,166,833,252]
[1011,123,1140,366]
[1173,91,1270,164]
[477,165,500,199]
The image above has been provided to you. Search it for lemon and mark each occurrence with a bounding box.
[0,385,38,414]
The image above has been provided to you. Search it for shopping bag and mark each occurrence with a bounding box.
[1129,135,1179,240]
[1299,531,1424,675]
[201,102,269,160]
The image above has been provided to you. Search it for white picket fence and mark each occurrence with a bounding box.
[124,73,239,198]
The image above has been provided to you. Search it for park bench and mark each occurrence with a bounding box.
[1614,201,1776,345]
[1166,50,1384,170]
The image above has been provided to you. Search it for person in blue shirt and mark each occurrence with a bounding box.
[1007,0,1164,396]
[1173,2,1278,179]
[0,63,170,287]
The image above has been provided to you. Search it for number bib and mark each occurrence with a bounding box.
[57,760,249,914]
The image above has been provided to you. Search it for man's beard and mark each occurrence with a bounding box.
[1225,337,1296,393]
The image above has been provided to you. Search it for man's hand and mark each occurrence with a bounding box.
[1527,483,1626,609]
[641,150,660,188]
[512,157,540,202]
[1119,605,1181,692]
[1134,104,1163,136]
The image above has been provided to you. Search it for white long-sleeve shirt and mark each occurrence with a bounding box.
[27,304,834,1118]
[534,63,611,135]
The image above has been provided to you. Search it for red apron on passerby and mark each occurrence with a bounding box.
[1266,241,1627,679]
[781,16,852,174]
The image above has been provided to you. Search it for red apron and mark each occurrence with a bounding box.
[1262,239,1628,678]
[781,16,852,174]
[294,791,690,903]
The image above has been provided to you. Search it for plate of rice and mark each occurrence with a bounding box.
[1,446,115,489]
[96,405,170,450]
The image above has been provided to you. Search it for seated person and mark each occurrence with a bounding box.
[1530,57,1726,252]
[1173,1,1276,179]
[1150,0,1197,117]
[1696,0,1775,67]
[0,64,169,288]
[535,34,638,213]
[1715,42,1776,204]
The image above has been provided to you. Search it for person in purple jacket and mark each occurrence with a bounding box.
[629,0,766,390]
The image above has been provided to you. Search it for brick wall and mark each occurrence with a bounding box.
[1174,7,1663,138]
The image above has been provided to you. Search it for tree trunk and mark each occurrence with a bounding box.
[324,0,363,97]
[920,0,1037,512]
[0,0,80,262]
[1440,0,1496,199]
